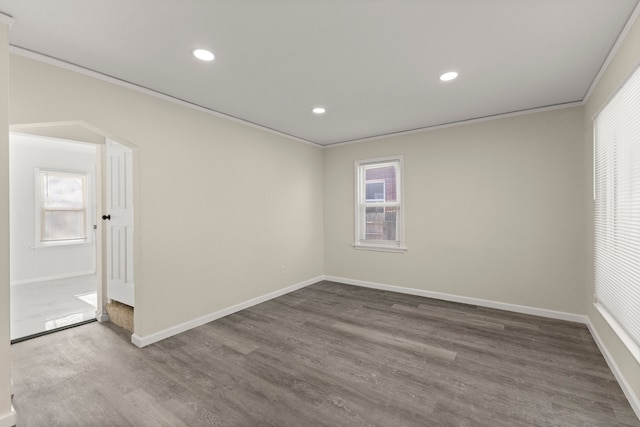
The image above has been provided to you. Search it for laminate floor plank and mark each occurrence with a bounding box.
[247,331,441,420]
[11,281,640,426]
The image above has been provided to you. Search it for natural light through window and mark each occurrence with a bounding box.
[593,65,640,363]
[36,169,89,246]
[354,156,405,252]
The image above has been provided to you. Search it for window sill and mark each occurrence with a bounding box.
[353,244,407,253]
[33,239,92,250]
[594,302,640,365]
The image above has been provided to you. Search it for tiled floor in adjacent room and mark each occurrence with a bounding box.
[10,274,97,341]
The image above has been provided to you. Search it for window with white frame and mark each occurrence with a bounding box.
[354,156,405,252]
[593,65,640,363]
[365,180,385,202]
[36,169,90,246]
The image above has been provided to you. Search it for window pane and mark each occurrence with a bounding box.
[355,156,403,249]
[365,165,397,202]
[365,206,397,240]
[42,210,86,241]
[43,173,85,209]
[594,64,640,354]
[365,182,385,201]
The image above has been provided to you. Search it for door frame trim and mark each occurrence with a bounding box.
[9,120,140,334]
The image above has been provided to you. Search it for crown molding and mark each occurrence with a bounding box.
[9,46,323,149]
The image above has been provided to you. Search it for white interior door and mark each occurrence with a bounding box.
[105,139,134,307]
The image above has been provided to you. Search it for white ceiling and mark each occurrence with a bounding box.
[0,1,638,146]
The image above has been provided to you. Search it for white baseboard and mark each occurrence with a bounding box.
[586,319,640,420]
[96,311,109,323]
[326,275,640,420]
[0,407,17,427]
[131,276,324,348]
[127,274,639,421]
[132,274,587,348]
[324,276,587,324]
[10,270,95,286]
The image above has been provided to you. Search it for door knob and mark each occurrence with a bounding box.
[102,214,111,221]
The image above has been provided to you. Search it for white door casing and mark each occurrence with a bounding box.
[105,139,134,307]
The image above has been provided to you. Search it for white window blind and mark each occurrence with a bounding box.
[593,65,640,362]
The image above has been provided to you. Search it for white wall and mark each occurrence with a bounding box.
[0,18,17,427]
[583,10,640,411]
[9,134,97,285]
[8,54,325,340]
[324,106,586,315]
[3,10,638,422]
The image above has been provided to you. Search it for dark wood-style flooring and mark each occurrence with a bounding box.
[11,281,640,426]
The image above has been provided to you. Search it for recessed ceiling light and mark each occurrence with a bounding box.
[312,107,326,114]
[439,71,458,82]
[193,48,214,61]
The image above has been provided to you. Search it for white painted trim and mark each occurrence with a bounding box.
[10,270,96,286]
[323,276,587,324]
[0,13,15,29]
[133,274,588,348]
[323,101,584,148]
[10,121,111,145]
[33,168,94,249]
[8,46,586,149]
[586,318,640,420]
[354,156,405,250]
[595,302,640,365]
[8,46,321,149]
[9,129,104,147]
[96,312,109,323]
[127,273,639,421]
[0,407,17,427]
[8,2,637,149]
[324,276,640,418]
[131,276,324,347]
[583,2,640,103]
[352,245,408,253]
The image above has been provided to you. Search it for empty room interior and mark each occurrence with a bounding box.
[1,1,640,426]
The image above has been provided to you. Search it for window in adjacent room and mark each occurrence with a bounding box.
[593,65,640,363]
[354,156,405,252]
[35,169,90,247]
